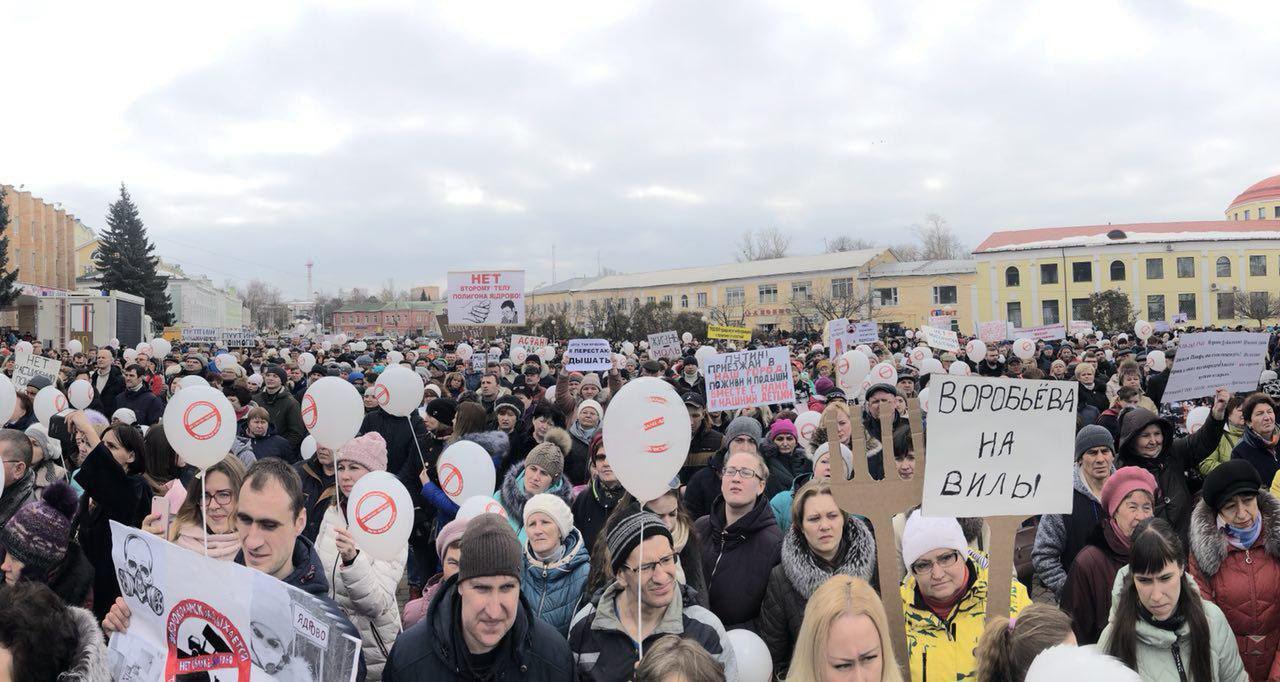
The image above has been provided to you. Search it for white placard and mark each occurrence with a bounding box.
[470,353,486,372]
[977,321,1008,344]
[1069,320,1094,335]
[1013,323,1066,341]
[647,331,681,360]
[928,315,953,330]
[850,322,879,344]
[704,346,796,412]
[919,326,960,352]
[12,350,61,389]
[565,339,613,372]
[827,318,851,356]
[922,375,1076,517]
[1161,332,1270,403]
[447,270,525,326]
[182,327,219,344]
[510,334,549,350]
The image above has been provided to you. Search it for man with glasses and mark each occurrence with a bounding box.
[0,430,34,527]
[570,510,737,681]
[900,510,1030,681]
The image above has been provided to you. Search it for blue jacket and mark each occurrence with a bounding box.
[521,528,590,637]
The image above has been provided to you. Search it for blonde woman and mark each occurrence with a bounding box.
[788,575,903,682]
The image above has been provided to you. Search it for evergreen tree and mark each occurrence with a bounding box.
[0,187,20,307]
[93,184,173,326]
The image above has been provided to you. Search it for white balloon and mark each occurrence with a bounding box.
[373,366,425,417]
[794,410,823,444]
[335,334,348,345]
[612,353,626,369]
[382,340,394,351]
[385,350,404,365]
[437,440,497,503]
[0,375,15,432]
[34,386,68,428]
[14,341,33,354]
[905,330,915,339]
[1186,406,1211,434]
[346,470,412,562]
[161,385,237,470]
[1147,350,1167,373]
[603,377,692,502]
[836,350,870,393]
[1134,319,1154,341]
[868,361,898,386]
[149,337,172,358]
[135,342,153,357]
[621,341,635,355]
[302,377,364,449]
[301,435,318,461]
[456,495,509,522]
[68,379,94,410]
[123,348,138,364]
[921,357,945,375]
[681,332,693,344]
[966,339,987,360]
[538,346,555,361]
[179,375,209,389]
[66,339,83,354]
[948,361,972,376]
[214,353,238,370]
[456,343,474,361]
[510,346,528,365]
[917,385,933,412]
[1012,338,1035,360]
[279,348,291,360]
[321,340,333,351]
[544,384,556,401]
[726,630,773,682]
[297,352,317,373]
[694,345,716,368]
[855,344,873,357]
[908,346,932,367]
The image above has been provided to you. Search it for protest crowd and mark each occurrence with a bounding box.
[2,319,1280,682]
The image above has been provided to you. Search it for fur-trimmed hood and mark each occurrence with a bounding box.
[462,429,511,462]
[59,605,110,681]
[541,426,572,456]
[499,465,574,522]
[1190,490,1280,577]
[781,514,875,599]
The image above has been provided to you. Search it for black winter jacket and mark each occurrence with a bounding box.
[1231,426,1280,489]
[294,458,335,543]
[571,477,626,552]
[89,366,125,414]
[113,382,164,426]
[1117,406,1224,540]
[693,494,783,631]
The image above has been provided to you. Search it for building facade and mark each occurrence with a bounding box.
[0,184,79,292]
[1227,174,1280,222]
[332,300,445,337]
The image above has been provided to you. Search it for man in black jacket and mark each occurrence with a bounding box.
[114,364,164,426]
[89,348,124,414]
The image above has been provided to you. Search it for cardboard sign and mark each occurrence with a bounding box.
[1162,331,1270,402]
[918,325,960,352]
[1013,323,1066,341]
[510,334,549,350]
[922,375,1076,517]
[977,321,1009,344]
[448,270,526,326]
[565,339,613,372]
[707,324,751,342]
[827,318,852,357]
[182,327,219,344]
[220,329,257,347]
[704,346,795,412]
[11,350,61,390]
[647,331,681,359]
[105,521,361,681]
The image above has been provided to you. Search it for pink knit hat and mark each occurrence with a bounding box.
[339,432,388,472]
[1101,466,1158,517]
[768,418,798,441]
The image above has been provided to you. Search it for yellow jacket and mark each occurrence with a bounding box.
[900,553,1030,682]
[1272,469,1280,497]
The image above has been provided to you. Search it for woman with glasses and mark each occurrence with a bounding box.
[693,448,783,630]
[520,493,590,637]
[900,511,1030,682]
[758,480,876,678]
[142,455,246,561]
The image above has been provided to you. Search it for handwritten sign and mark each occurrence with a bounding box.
[850,322,878,344]
[922,375,1076,517]
[1069,320,1094,335]
[919,326,960,352]
[977,321,1009,344]
[469,353,485,372]
[510,334,549,350]
[11,351,61,389]
[447,270,526,326]
[707,324,751,342]
[1013,323,1066,341]
[565,339,613,372]
[1162,332,1270,402]
[647,331,681,360]
[704,346,796,412]
[182,327,219,344]
[928,315,953,330]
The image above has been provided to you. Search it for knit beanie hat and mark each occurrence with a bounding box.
[768,419,798,442]
[1201,460,1262,512]
[576,399,603,422]
[814,377,835,396]
[579,373,602,390]
[1074,424,1115,461]
[724,416,763,448]
[901,510,969,569]
[0,482,78,576]
[457,514,522,582]
[426,397,458,424]
[588,432,605,461]
[606,511,674,575]
[523,493,574,539]
[435,517,469,559]
[1101,466,1158,517]
[525,441,566,481]
[264,365,287,384]
[339,432,388,472]
[810,442,854,472]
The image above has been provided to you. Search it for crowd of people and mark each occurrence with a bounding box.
[0,324,1279,681]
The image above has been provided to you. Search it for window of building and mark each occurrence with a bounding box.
[661,295,672,306]
[1216,256,1232,277]
[1071,262,1092,283]
[1274,206,1280,219]
[1005,266,1020,287]
[1007,302,1023,329]
[1251,291,1268,313]
[831,277,854,299]
[646,296,656,305]
[726,287,744,306]
[1147,294,1165,321]
[1110,260,1126,281]
[1250,255,1267,276]
[680,294,689,309]
[933,286,957,305]
[696,292,707,307]
[874,288,899,306]
[758,284,778,303]
[1245,209,1252,220]
[1041,300,1060,325]
[1040,263,1058,285]
[1176,257,1195,278]
[1071,298,1090,321]
[791,281,811,301]
[1145,258,1164,279]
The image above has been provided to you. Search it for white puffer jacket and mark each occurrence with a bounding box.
[316,504,406,680]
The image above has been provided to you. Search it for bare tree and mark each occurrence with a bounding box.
[347,287,369,303]
[888,242,922,261]
[913,214,969,260]
[734,227,792,262]
[707,302,749,327]
[378,278,399,302]
[1233,291,1280,328]
[823,236,878,253]
[243,279,288,331]
[787,287,870,332]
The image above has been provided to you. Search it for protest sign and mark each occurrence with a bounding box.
[647,331,681,359]
[707,324,751,342]
[826,318,850,354]
[11,350,61,390]
[927,315,953,330]
[469,353,485,372]
[565,339,613,372]
[182,327,219,344]
[918,325,960,352]
[1013,323,1066,341]
[219,329,257,347]
[510,334,549,350]
[1154,320,1171,333]
[922,375,1076,518]
[850,321,878,344]
[704,346,795,412]
[447,270,526,326]
[105,521,361,681]
[977,321,1009,343]
[1161,331,1270,402]
[1069,320,1094,335]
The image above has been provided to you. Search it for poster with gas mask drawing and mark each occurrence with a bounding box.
[105,521,362,682]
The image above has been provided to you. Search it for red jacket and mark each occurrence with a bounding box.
[1189,492,1280,681]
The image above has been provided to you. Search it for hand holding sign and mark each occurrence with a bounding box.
[603,377,691,502]
[373,366,423,418]
[302,377,364,449]
[347,471,412,562]
[162,385,237,470]
[437,441,496,503]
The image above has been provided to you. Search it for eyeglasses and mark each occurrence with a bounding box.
[722,466,761,481]
[621,553,677,576]
[204,490,234,506]
[910,550,961,576]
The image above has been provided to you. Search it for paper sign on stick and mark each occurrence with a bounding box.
[704,346,795,412]
[647,331,681,359]
[707,324,751,342]
[1013,323,1066,341]
[447,270,526,326]
[565,339,613,372]
[11,350,61,390]
[1162,331,1269,402]
[918,326,960,352]
[510,334,549,350]
[977,321,1007,344]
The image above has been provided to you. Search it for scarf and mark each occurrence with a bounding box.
[175,524,241,561]
[1109,518,1133,551]
[1138,602,1186,632]
[533,543,566,564]
[921,564,970,621]
[1220,513,1263,550]
[569,420,600,445]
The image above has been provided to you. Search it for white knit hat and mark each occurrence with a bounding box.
[523,493,574,540]
[809,442,853,473]
[901,510,969,570]
[575,399,603,422]
[112,408,137,425]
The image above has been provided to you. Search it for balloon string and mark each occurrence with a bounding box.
[407,415,427,469]
[637,515,644,661]
[201,474,208,557]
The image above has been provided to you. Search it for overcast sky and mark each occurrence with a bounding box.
[3,0,1278,299]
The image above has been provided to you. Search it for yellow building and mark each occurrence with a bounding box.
[866,260,977,332]
[1227,174,1280,222]
[0,184,79,291]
